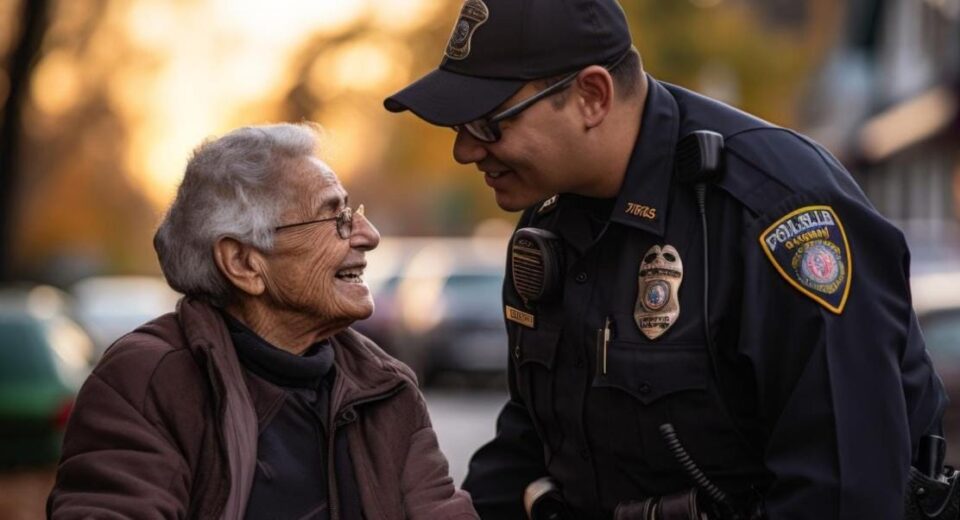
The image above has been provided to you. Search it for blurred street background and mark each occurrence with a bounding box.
[1,0,959,517]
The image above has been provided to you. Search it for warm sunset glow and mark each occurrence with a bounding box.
[314,103,389,180]
[319,38,414,96]
[27,0,441,207]
[370,0,447,31]
[31,49,82,116]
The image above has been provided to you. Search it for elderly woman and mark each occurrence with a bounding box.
[48,123,477,520]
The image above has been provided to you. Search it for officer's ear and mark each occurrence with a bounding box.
[572,65,614,130]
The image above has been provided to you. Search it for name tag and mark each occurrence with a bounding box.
[505,305,535,328]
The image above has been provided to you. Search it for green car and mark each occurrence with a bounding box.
[0,286,93,468]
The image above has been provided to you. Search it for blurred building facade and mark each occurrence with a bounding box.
[804,0,960,223]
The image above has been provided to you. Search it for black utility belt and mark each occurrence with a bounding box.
[613,488,762,520]
[525,485,762,520]
[524,471,960,520]
[905,466,960,520]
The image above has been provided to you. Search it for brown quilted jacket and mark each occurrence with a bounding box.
[47,298,478,520]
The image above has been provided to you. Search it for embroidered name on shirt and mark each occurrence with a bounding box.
[625,202,657,220]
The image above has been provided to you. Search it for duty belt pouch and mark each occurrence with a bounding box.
[904,467,960,520]
[614,489,707,520]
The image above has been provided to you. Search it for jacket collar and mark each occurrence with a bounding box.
[609,75,680,237]
[175,297,258,520]
[177,298,416,418]
[328,329,414,415]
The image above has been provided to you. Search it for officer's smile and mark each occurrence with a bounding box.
[484,169,514,186]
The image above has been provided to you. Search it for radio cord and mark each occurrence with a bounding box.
[695,183,720,386]
[659,423,733,514]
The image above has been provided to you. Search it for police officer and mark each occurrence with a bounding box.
[384,0,949,518]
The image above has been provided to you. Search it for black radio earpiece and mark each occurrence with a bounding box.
[676,130,724,186]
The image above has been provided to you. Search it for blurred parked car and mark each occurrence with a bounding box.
[71,275,180,358]
[354,237,509,385]
[912,270,960,467]
[0,285,94,468]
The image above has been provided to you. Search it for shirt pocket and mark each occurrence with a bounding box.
[593,341,752,472]
[594,341,707,404]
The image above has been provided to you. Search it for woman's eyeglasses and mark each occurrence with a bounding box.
[273,204,365,240]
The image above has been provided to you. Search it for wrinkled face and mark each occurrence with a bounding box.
[452,82,584,212]
[262,156,380,326]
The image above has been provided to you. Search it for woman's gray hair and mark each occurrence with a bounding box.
[154,122,322,306]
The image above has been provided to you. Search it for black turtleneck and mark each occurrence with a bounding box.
[222,312,340,520]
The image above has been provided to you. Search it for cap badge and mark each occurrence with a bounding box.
[635,244,683,340]
[759,205,852,314]
[445,0,489,61]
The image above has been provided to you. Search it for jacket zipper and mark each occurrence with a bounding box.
[326,382,407,520]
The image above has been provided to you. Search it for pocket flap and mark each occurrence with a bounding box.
[594,342,708,404]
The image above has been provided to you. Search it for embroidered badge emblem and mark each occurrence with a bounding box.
[635,245,683,340]
[445,0,489,60]
[759,205,852,314]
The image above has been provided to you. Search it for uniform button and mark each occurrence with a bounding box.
[579,449,590,460]
[638,383,652,395]
[575,272,588,283]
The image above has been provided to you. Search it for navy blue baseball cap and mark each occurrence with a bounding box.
[384,0,632,126]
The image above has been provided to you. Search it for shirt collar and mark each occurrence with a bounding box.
[609,75,680,237]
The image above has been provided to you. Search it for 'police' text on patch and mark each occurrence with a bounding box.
[759,205,852,314]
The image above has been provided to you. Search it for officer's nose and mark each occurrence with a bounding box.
[453,129,488,165]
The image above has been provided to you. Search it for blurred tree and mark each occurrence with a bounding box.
[4,0,161,285]
[0,0,49,282]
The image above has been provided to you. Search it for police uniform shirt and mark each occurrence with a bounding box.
[461,75,948,520]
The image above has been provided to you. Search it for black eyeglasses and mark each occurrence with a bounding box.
[273,204,364,240]
[453,70,580,143]
[453,51,632,143]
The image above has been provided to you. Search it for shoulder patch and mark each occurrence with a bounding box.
[759,205,852,314]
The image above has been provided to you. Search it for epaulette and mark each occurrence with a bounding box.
[719,127,850,217]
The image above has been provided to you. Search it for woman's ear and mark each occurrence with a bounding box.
[574,65,614,129]
[213,237,266,297]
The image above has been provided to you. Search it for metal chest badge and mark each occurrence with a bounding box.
[635,245,683,340]
[445,0,489,60]
[759,205,852,314]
